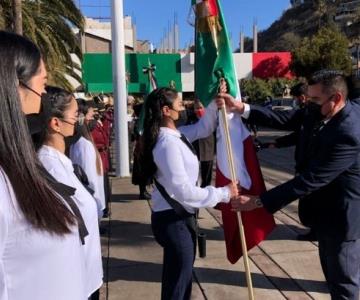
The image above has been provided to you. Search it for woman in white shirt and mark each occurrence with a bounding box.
[0,31,87,300]
[70,99,106,219]
[140,88,238,300]
[37,87,103,299]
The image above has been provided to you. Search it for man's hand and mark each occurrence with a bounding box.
[215,93,245,114]
[230,195,262,211]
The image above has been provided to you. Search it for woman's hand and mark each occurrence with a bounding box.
[216,93,245,114]
[227,181,239,199]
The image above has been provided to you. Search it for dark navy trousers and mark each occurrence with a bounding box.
[318,235,360,300]
[152,210,196,300]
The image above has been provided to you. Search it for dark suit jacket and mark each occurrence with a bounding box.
[258,101,360,240]
[247,105,317,173]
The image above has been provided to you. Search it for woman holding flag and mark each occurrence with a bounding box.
[140,87,239,299]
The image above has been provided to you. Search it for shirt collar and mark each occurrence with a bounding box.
[159,127,181,138]
[39,145,74,171]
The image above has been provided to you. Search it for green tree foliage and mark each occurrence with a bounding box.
[290,26,352,78]
[0,0,84,90]
[241,79,273,104]
[241,78,300,104]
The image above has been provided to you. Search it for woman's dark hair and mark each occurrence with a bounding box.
[0,30,76,234]
[41,86,74,142]
[76,98,90,116]
[140,87,178,181]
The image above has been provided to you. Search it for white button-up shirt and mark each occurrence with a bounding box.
[70,137,106,219]
[0,167,87,300]
[38,145,103,297]
[152,101,230,214]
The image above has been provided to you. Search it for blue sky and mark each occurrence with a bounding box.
[79,0,291,49]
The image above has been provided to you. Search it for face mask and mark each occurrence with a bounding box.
[25,94,50,135]
[20,82,42,98]
[174,110,188,127]
[64,121,82,147]
[308,102,324,120]
[87,119,98,131]
[26,113,46,135]
[195,108,205,119]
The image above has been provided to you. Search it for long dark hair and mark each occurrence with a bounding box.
[0,31,76,234]
[140,87,178,181]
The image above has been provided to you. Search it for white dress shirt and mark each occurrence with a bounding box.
[152,101,230,214]
[38,145,103,297]
[0,167,87,300]
[70,137,106,219]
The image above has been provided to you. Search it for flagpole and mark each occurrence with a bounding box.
[111,0,130,177]
[219,105,255,300]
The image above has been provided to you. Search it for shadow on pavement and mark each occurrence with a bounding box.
[105,257,328,293]
[111,193,143,202]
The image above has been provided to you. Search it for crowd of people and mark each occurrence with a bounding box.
[1,28,360,300]
[0,31,113,300]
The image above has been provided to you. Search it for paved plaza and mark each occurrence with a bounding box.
[100,129,330,300]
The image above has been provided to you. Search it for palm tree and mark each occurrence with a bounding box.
[0,0,84,90]
[12,0,22,34]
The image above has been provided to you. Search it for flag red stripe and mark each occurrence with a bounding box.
[207,0,219,16]
[215,135,276,264]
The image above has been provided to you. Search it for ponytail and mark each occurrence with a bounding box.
[140,88,177,181]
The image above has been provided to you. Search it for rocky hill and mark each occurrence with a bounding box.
[242,0,359,52]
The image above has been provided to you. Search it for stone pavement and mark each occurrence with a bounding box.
[100,129,330,300]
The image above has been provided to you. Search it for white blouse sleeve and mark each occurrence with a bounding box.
[179,101,218,143]
[71,143,97,191]
[154,139,230,208]
[0,171,10,300]
[71,143,105,213]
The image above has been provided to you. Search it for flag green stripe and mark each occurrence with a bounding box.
[194,0,239,106]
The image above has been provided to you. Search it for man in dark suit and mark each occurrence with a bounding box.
[229,70,360,299]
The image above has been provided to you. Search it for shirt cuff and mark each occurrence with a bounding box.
[242,103,251,119]
[219,186,231,203]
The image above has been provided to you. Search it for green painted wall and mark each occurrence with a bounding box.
[82,53,183,93]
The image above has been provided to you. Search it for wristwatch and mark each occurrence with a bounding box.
[255,197,263,208]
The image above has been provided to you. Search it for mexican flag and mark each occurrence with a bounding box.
[192,0,275,264]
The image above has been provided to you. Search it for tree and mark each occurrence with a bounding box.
[0,0,84,90]
[290,26,352,78]
[241,78,273,104]
[12,0,22,35]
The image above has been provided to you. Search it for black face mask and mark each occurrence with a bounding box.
[26,93,52,135]
[64,121,82,147]
[174,110,188,127]
[87,119,98,132]
[307,102,324,121]
[26,113,46,135]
